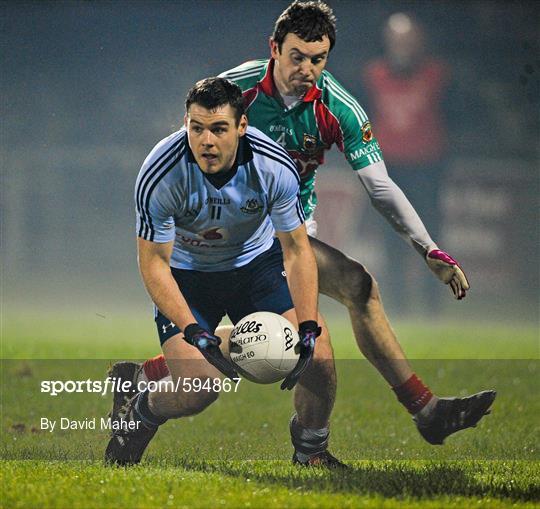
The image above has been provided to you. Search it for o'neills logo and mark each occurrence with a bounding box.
[230,320,262,339]
[361,121,373,143]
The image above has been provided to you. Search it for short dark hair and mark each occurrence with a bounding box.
[272,1,337,52]
[185,77,245,125]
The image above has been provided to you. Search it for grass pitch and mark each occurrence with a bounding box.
[1,311,539,508]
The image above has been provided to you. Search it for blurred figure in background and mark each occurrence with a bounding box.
[363,13,451,316]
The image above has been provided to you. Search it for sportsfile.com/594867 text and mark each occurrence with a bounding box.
[40,377,242,396]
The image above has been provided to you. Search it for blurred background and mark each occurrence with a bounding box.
[2,0,539,329]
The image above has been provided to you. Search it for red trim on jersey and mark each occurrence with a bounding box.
[259,59,277,96]
[242,86,259,109]
[303,82,322,102]
[314,99,344,151]
[259,59,322,102]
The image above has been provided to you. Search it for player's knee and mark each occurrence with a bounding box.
[338,258,374,308]
[313,329,334,361]
[358,272,386,319]
[367,276,382,303]
[309,334,335,380]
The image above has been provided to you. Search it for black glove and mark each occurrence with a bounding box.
[280,320,321,390]
[183,323,239,380]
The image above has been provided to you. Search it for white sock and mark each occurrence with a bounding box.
[414,395,439,423]
[136,368,148,384]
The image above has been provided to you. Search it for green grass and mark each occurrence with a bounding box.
[2,309,538,359]
[1,313,539,508]
[2,460,539,508]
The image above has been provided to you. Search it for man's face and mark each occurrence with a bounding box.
[185,104,248,174]
[270,33,330,97]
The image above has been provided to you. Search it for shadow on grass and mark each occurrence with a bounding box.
[157,456,539,502]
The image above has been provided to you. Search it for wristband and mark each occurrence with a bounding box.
[299,320,322,337]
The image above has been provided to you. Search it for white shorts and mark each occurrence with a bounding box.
[305,217,318,238]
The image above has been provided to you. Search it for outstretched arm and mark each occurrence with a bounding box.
[357,160,437,255]
[357,161,469,299]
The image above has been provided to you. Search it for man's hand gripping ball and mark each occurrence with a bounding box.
[280,320,321,391]
[183,324,239,380]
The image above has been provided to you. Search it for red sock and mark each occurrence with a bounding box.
[392,374,433,414]
[142,354,170,381]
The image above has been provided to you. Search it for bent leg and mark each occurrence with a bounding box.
[105,328,224,466]
[147,332,222,419]
[282,309,336,429]
[310,236,413,387]
[282,309,343,465]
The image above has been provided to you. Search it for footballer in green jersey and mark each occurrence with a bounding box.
[220,57,382,220]
[109,2,495,460]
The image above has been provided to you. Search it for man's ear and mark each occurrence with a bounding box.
[183,113,188,128]
[269,37,279,59]
[238,114,248,136]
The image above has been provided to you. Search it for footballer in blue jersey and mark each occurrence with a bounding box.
[135,125,304,272]
[105,77,343,468]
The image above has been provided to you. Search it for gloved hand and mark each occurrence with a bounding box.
[426,249,470,300]
[280,320,321,391]
[183,323,239,380]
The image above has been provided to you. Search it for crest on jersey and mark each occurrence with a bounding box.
[240,198,263,215]
[303,134,318,154]
[361,121,373,143]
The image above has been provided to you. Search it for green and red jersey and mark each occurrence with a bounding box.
[220,59,384,218]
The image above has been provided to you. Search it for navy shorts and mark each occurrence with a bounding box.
[155,239,294,345]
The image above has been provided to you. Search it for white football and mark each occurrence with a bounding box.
[228,312,299,384]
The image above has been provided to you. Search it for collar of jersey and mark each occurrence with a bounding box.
[186,134,253,189]
[259,58,322,103]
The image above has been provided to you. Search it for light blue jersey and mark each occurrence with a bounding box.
[135,126,304,271]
